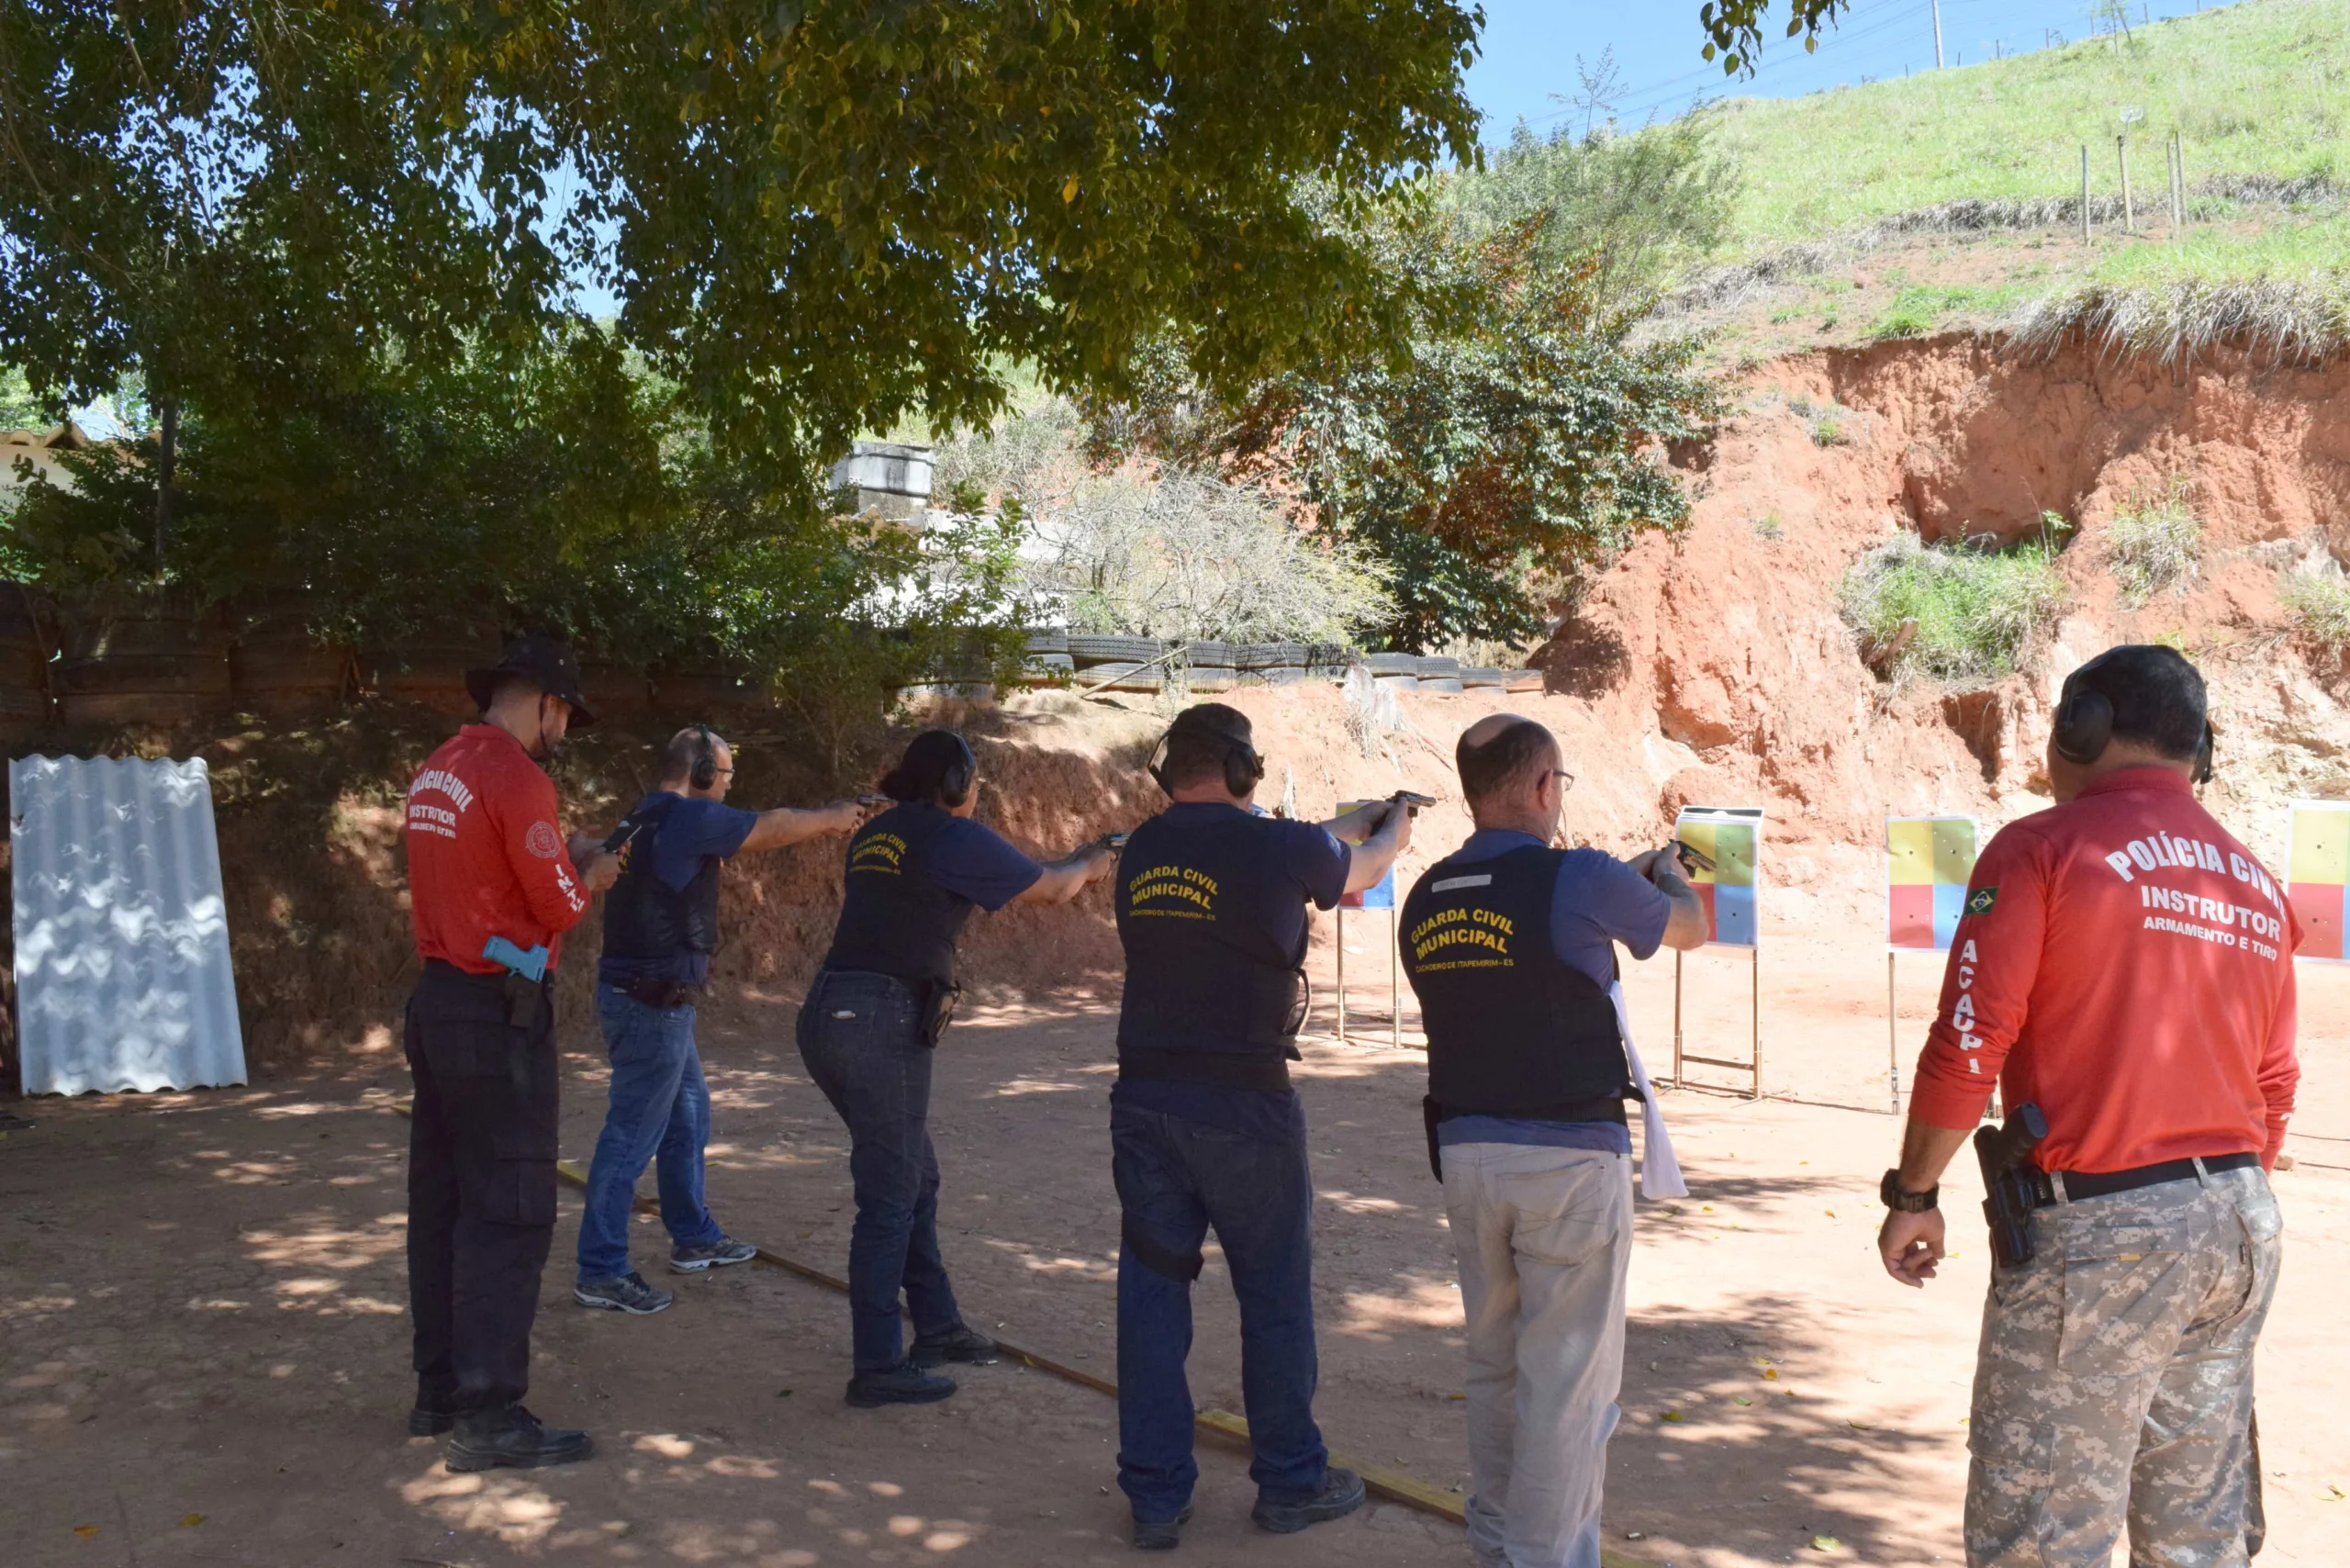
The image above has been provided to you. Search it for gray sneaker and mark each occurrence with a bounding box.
[574,1271,674,1314]
[669,1235,758,1273]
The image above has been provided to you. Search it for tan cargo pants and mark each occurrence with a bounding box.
[1966,1161,2282,1568]
[1444,1143,1634,1568]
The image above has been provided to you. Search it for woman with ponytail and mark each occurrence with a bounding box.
[799,728,1116,1406]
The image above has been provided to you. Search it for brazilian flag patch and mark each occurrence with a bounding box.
[1966,886,1998,915]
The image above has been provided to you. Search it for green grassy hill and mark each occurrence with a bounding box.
[1714,0,2345,245]
[1641,0,2350,359]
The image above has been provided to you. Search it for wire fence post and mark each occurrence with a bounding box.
[2118,134,2133,232]
[2080,145,2092,243]
[2172,130,2187,233]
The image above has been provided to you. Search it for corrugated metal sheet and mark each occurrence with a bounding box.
[10,754,246,1095]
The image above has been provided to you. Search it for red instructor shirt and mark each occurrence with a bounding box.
[405,724,592,974]
[1910,768,2300,1172]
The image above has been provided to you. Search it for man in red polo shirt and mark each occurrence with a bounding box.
[402,635,621,1472]
[1875,644,2297,1568]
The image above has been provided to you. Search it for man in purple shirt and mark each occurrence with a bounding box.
[1400,712,1703,1568]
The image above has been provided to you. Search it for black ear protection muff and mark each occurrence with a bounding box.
[938,733,976,808]
[2050,683,2114,767]
[1147,717,1267,799]
[2052,652,2216,783]
[688,723,722,790]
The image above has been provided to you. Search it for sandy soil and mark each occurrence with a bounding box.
[3,920,2343,1568]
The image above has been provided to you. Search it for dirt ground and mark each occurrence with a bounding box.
[3,922,2344,1568]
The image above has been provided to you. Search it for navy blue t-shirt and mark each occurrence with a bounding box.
[1112,804,1352,1143]
[598,794,757,987]
[1434,829,1670,1155]
[923,816,1046,911]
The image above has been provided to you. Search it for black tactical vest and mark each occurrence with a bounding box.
[1114,807,1310,1092]
[820,802,974,988]
[602,793,723,967]
[1400,844,1634,1119]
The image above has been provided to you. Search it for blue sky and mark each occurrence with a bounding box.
[1465,0,2236,144]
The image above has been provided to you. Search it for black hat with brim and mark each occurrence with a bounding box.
[464,634,598,728]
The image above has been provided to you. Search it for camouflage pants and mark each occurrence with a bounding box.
[1966,1163,2281,1568]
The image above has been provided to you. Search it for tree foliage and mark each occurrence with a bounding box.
[0,0,1484,494]
[1440,116,1740,324]
[1698,0,1852,76]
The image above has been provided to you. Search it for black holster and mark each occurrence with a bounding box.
[918,980,963,1046]
[1122,1215,1205,1283]
[1423,1094,1443,1182]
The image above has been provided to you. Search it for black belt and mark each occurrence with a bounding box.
[614,975,700,1010]
[1118,1047,1292,1094]
[2030,1151,2258,1204]
[1433,1097,1630,1126]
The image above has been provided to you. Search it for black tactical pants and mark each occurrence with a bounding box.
[405,961,560,1413]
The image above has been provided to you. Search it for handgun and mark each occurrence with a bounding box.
[482,935,551,984]
[1975,1102,2051,1269]
[601,819,644,855]
[1391,790,1437,815]
[857,793,893,811]
[1672,839,1716,875]
[1105,831,1131,849]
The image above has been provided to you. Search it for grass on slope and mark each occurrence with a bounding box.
[1710,0,2347,248]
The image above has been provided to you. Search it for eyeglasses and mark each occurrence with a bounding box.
[1551,768,1576,792]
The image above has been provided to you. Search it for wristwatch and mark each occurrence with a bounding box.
[1880,1169,1939,1213]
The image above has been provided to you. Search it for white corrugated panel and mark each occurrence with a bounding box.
[10,755,247,1094]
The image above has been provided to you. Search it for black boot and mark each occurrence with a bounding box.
[1251,1466,1366,1534]
[446,1404,594,1472]
[408,1383,458,1437]
[845,1362,957,1408]
[1132,1505,1193,1551]
[911,1325,1000,1368]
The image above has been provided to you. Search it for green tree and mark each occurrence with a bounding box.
[0,0,1489,510]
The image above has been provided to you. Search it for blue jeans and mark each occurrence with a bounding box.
[795,970,965,1372]
[1112,1098,1329,1520]
[575,984,723,1282]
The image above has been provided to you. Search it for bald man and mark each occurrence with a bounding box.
[575,727,868,1316]
[1398,714,1704,1568]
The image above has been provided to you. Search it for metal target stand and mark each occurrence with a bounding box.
[1669,945,1761,1100]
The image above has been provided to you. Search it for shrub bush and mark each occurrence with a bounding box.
[2104,478,2202,606]
[2281,571,2350,647]
[1839,531,2067,684]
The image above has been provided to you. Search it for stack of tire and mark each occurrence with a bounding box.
[1505,668,1545,693]
[1364,651,1419,691]
[1069,633,1164,692]
[1460,666,1506,692]
[1183,640,1237,693]
[0,586,52,741]
[56,589,234,729]
[1238,642,1309,687]
[1306,644,1354,682]
[1023,629,1073,685]
[1416,655,1465,694]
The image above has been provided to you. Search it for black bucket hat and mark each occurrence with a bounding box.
[464,634,598,728]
